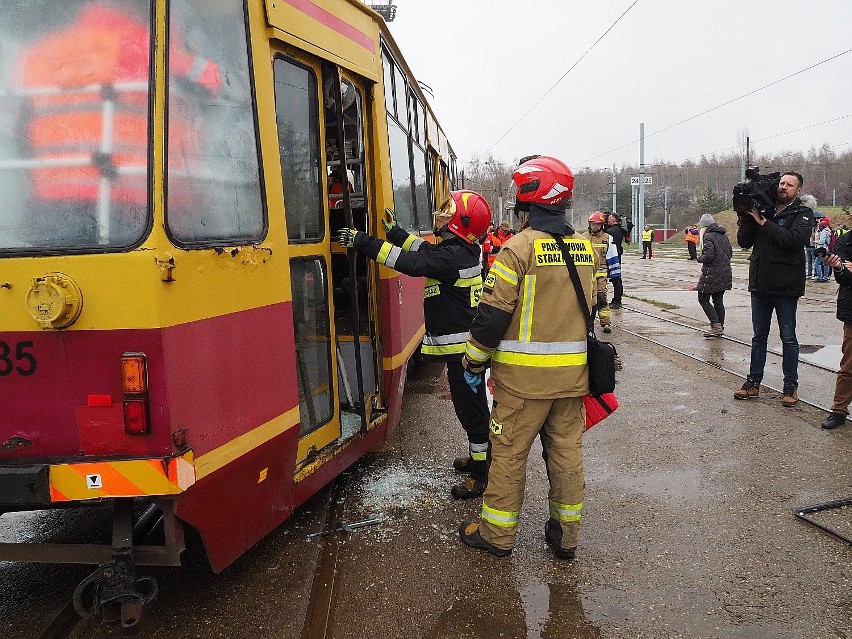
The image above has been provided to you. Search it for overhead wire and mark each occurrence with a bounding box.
[483,0,639,155]
[671,114,852,165]
[576,48,852,165]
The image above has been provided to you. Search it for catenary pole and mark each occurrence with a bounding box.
[611,163,617,216]
[638,122,645,238]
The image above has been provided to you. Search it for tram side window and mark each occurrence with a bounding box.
[166,0,264,245]
[0,0,152,251]
[291,258,334,435]
[381,49,394,118]
[393,65,408,128]
[412,145,430,232]
[386,119,414,230]
[274,58,323,242]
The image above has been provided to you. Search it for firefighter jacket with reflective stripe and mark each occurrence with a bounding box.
[582,229,610,292]
[20,5,220,204]
[353,226,482,362]
[464,228,598,399]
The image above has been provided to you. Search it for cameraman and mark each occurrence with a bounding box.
[820,240,852,429]
[733,172,814,406]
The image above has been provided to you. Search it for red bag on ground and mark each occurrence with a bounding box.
[584,392,619,430]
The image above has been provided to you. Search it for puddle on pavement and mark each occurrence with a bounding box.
[519,580,604,638]
[799,343,841,369]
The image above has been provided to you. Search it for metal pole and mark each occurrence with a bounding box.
[638,122,645,235]
[631,185,637,243]
[663,186,669,237]
[611,163,617,216]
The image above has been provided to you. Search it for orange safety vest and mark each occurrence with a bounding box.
[685,227,699,244]
[484,229,514,267]
[20,5,220,204]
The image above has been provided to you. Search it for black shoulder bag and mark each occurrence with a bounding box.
[551,234,617,395]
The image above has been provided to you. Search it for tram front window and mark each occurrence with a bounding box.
[0,0,152,251]
[166,0,264,245]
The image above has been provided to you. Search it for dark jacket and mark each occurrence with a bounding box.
[697,223,733,293]
[833,231,852,323]
[354,225,482,362]
[737,197,813,297]
[606,223,626,256]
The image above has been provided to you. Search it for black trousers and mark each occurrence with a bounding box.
[446,360,490,478]
[687,242,697,260]
[698,291,726,325]
[610,277,623,306]
[642,241,653,258]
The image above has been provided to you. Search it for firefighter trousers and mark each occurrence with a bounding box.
[479,387,584,550]
[446,360,491,479]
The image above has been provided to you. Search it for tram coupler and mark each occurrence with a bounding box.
[73,549,159,633]
[72,498,160,634]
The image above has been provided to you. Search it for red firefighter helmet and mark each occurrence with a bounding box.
[512,156,574,206]
[589,211,607,224]
[444,190,492,243]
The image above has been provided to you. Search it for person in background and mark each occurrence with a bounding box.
[583,211,613,333]
[799,194,818,278]
[733,171,814,407]
[482,220,515,273]
[605,212,626,308]
[458,155,597,560]
[815,217,833,283]
[685,223,700,260]
[822,233,852,429]
[696,214,732,337]
[336,192,492,499]
[641,224,653,259]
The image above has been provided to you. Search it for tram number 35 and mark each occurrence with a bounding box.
[0,341,37,376]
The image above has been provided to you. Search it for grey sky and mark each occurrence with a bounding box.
[387,0,852,170]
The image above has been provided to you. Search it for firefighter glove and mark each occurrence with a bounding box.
[381,208,398,233]
[337,228,360,248]
[464,370,482,393]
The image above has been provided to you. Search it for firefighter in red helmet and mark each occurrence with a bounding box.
[337,191,492,498]
[459,155,599,559]
[584,211,612,333]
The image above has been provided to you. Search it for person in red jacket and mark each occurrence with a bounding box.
[482,220,515,272]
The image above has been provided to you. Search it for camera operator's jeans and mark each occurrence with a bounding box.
[805,246,814,276]
[815,256,831,281]
[748,293,799,389]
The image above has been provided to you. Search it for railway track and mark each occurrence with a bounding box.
[615,303,839,415]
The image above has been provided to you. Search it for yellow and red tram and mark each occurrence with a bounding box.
[0,0,455,623]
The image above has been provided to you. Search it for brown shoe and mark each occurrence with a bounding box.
[782,385,799,407]
[734,379,760,400]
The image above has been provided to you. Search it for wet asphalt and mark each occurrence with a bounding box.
[1,250,851,638]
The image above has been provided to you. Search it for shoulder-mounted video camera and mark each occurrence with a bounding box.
[732,167,781,217]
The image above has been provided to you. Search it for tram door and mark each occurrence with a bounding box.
[273,50,380,467]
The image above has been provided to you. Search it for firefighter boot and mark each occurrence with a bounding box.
[459,521,511,557]
[451,475,486,500]
[544,518,577,560]
[452,456,474,474]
